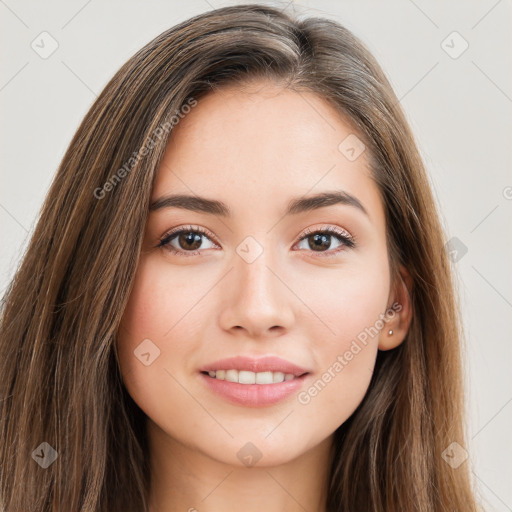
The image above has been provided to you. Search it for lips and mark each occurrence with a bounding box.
[198,355,311,377]
[198,356,313,407]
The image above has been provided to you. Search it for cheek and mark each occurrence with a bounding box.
[117,257,205,428]
[116,257,187,395]
[116,255,218,416]
[118,255,203,350]
[118,263,166,357]
[300,252,390,345]
[295,256,389,418]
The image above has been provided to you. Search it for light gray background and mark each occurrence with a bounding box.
[1,0,511,509]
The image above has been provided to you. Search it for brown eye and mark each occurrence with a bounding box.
[158,226,217,256]
[306,233,333,251]
[295,226,356,256]
[176,231,203,251]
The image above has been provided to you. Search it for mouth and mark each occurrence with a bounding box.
[197,356,312,406]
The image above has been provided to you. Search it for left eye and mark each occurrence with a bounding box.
[294,228,355,254]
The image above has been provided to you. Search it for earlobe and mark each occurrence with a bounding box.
[378,264,413,351]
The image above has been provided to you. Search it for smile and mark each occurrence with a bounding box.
[202,369,300,384]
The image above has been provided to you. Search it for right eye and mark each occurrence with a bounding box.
[158,225,219,257]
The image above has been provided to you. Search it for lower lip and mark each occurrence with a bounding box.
[199,372,310,407]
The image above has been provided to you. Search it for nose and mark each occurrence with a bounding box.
[218,245,295,339]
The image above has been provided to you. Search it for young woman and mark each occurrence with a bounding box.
[0,4,483,511]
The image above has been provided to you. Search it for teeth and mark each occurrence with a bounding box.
[225,369,238,383]
[273,372,285,383]
[206,369,298,384]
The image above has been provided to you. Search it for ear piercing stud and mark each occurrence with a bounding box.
[388,329,393,335]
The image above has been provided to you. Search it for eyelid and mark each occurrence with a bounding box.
[299,224,355,243]
[158,224,219,248]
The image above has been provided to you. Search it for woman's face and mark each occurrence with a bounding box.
[118,81,407,468]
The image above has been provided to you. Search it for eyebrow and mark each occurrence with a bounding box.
[149,190,368,217]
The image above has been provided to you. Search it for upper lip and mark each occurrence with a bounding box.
[199,356,311,376]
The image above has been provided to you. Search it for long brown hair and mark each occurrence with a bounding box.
[0,4,482,511]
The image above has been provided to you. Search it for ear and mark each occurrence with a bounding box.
[378,264,413,351]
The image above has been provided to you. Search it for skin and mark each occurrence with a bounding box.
[117,79,413,512]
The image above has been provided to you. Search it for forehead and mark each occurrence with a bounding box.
[152,82,384,227]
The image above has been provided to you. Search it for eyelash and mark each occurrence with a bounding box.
[157,224,356,258]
